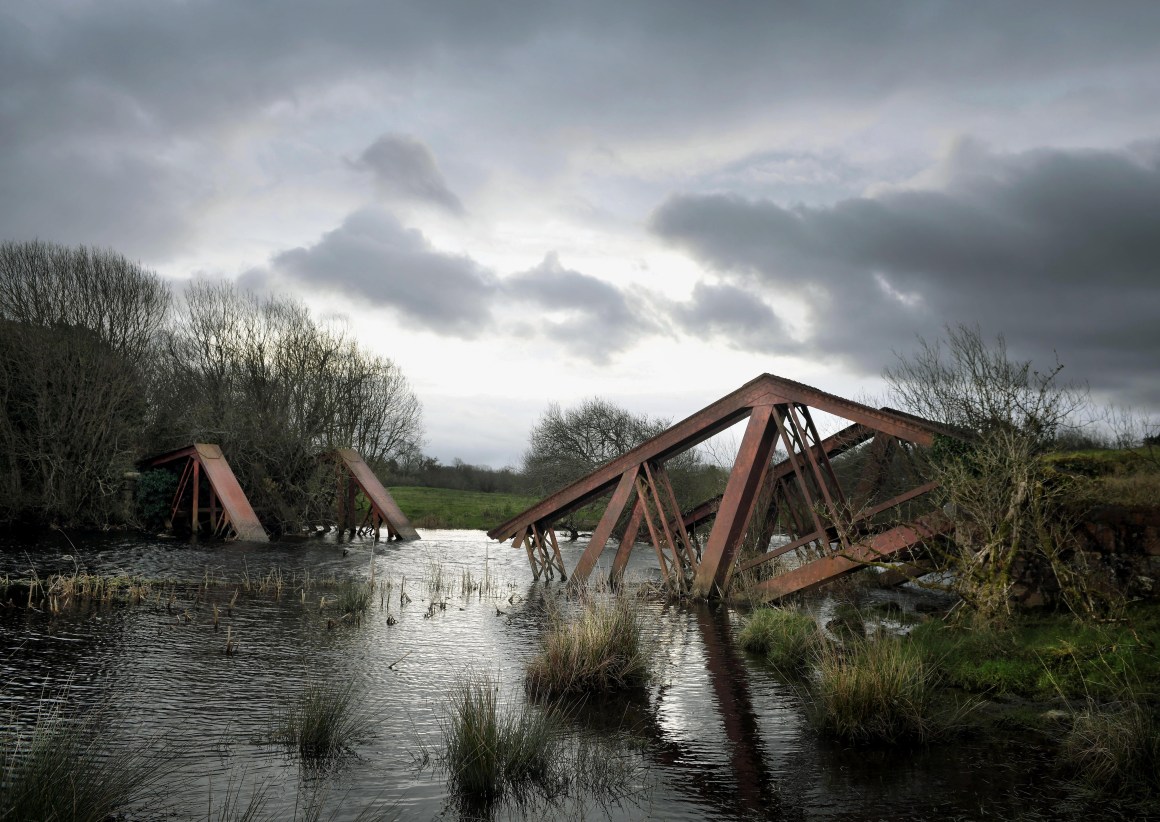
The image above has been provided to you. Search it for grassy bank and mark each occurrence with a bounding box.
[907,603,1160,700]
[386,487,541,530]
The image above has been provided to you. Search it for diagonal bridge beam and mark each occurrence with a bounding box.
[487,373,959,600]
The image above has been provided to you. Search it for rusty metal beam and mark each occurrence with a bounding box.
[682,421,875,532]
[692,405,781,597]
[739,480,940,572]
[333,448,419,541]
[489,374,952,544]
[610,497,645,586]
[752,512,951,601]
[488,374,957,600]
[144,443,268,542]
[570,466,640,585]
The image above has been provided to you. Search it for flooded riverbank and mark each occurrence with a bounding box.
[0,530,1134,820]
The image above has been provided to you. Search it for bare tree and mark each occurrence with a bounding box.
[150,281,423,534]
[884,323,1088,446]
[885,325,1112,619]
[521,397,720,515]
[0,241,170,527]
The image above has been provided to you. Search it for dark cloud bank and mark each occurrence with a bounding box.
[246,208,654,363]
[651,141,1160,406]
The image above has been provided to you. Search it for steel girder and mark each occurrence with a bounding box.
[487,373,958,600]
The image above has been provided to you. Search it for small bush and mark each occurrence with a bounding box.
[1062,701,1160,791]
[277,680,364,761]
[444,676,555,802]
[0,705,169,821]
[812,636,938,744]
[135,469,180,530]
[525,598,649,697]
[738,608,821,676]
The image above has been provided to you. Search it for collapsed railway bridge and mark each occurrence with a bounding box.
[487,374,961,602]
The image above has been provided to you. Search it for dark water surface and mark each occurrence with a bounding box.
[0,531,1091,820]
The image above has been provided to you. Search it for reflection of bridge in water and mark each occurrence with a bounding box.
[557,602,786,819]
[490,374,960,602]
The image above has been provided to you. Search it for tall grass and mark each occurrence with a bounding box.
[276,681,364,761]
[0,704,170,821]
[1062,701,1160,791]
[334,581,373,616]
[440,673,645,809]
[737,607,822,676]
[812,635,940,744]
[443,675,556,802]
[525,597,649,697]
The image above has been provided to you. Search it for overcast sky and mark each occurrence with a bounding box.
[4,1,1159,467]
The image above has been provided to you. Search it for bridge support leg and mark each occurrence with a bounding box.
[609,498,645,586]
[692,405,780,598]
[570,467,640,587]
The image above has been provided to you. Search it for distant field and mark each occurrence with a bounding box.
[386,486,542,531]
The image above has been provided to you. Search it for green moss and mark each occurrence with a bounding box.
[909,603,1160,700]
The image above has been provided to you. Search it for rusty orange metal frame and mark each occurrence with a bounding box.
[487,373,959,601]
[144,443,268,542]
[330,448,420,542]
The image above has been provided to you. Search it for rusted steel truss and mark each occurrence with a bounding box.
[143,443,268,542]
[328,448,420,542]
[488,374,958,600]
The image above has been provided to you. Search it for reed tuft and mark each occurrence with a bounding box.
[525,597,649,697]
[276,680,364,762]
[0,704,171,821]
[811,635,939,744]
[443,675,556,802]
[738,607,822,676]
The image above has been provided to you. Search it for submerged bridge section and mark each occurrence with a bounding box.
[488,374,957,600]
[144,443,269,542]
[331,447,420,541]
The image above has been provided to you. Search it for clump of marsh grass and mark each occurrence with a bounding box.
[440,673,645,810]
[1061,701,1160,791]
[525,597,649,697]
[334,580,373,616]
[811,635,942,744]
[275,680,364,762]
[738,607,822,676]
[0,703,171,821]
[443,675,556,802]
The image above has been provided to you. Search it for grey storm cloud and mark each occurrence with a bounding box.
[250,209,651,360]
[651,141,1160,405]
[669,282,788,355]
[351,134,465,215]
[263,208,495,336]
[4,0,1160,266]
[502,252,658,363]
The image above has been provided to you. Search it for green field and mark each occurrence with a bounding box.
[386,486,542,531]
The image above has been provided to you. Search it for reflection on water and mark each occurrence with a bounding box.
[0,530,1092,820]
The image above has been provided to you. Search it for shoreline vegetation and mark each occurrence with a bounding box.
[736,598,1160,808]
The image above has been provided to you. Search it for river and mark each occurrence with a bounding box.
[0,530,1095,820]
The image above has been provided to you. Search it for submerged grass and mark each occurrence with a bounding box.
[439,672,646,812]
[738,607,822,676]
[525,597,649,697]
[275,681,364,762]
[0,703,172,821]
[443,675,556,802]
[334,581,373,616]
